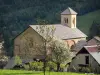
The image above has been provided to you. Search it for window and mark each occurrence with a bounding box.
[67,18,68,23]
[64,18,68,23]
[27,37,34,48]
[73,17,75,25]
[71,45,74,49]
[85,56,89,64]
[70,45,75,52]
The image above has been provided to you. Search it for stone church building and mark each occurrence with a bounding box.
[14,7,87,59]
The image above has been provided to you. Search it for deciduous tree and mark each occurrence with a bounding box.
[50,38,71,72]
[36,19,55,75]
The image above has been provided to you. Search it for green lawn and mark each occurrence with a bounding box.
[77,9,100,35]
[0,70,99,75]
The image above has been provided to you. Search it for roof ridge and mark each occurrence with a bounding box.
[68,7,71,14]
[84,45,100,47]
[30,24,61,26]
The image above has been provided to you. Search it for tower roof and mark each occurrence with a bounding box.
[61,7,77,15]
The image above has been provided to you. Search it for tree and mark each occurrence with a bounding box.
[0,35,8,68]
[0,39,5,58]
[36,19,55,75]
[15,55,22,65]
[50,38,71,72]
[0,34,8,61]
[88,21,100,40]
[22,19,55,75]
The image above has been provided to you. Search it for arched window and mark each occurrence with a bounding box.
[71,45,74,50]
[67,18,68,23]
[64,18,68,23]
[73,17,75,25]
[70,45,75,52]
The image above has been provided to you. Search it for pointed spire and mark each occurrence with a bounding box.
[61,7,77,15]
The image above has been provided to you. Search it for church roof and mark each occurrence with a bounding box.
[61,7,77,15]
[30,24,87,40]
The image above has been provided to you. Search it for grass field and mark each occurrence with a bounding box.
[77,9,100,35]
[0,70,99,75]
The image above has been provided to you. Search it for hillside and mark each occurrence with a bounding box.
[0,0,100,56]
[77,9,100,35]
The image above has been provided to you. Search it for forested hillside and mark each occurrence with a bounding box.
[0,0,100,56]
[77,10,100,35]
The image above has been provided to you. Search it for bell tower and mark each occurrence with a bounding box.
[61,7,77,28]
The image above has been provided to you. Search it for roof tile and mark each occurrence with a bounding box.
[30,24,87,39]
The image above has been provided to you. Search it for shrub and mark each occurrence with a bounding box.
[24,64,30,70]
[14,55,22,65]
[29,61,57,71]
[80,67,92,73]
[13,64,24,70]
[60,63,67,71]
[13,56,23,70]
[29,61,43,71]
[37,61,43,71]
[46,61,57,71]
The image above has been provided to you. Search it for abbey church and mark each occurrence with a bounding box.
[14,7,87,59]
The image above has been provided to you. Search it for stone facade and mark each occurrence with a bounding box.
[14,27,45,59]
[68,47,100,73]
[61,15,76,28]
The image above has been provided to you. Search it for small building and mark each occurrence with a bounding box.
[68,45,100,73]
[14,7,87,59]
[87,36,100,46]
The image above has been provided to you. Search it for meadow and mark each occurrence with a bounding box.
[77,9,100,35]
[0,70,99,75]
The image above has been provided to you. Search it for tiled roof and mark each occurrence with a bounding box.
[87,36,100,46]
[85,45,99,52]
[74,40,87,51]
[30,24,87,40]
[87,39,97,46]
[61,7,77,15]
[94,36,100,41]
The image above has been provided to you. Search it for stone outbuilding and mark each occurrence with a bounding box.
[68,45,100,73]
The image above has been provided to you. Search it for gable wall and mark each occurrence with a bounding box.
[14,27,45,59]
[69,54,89,70]
[68,53,100,73]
